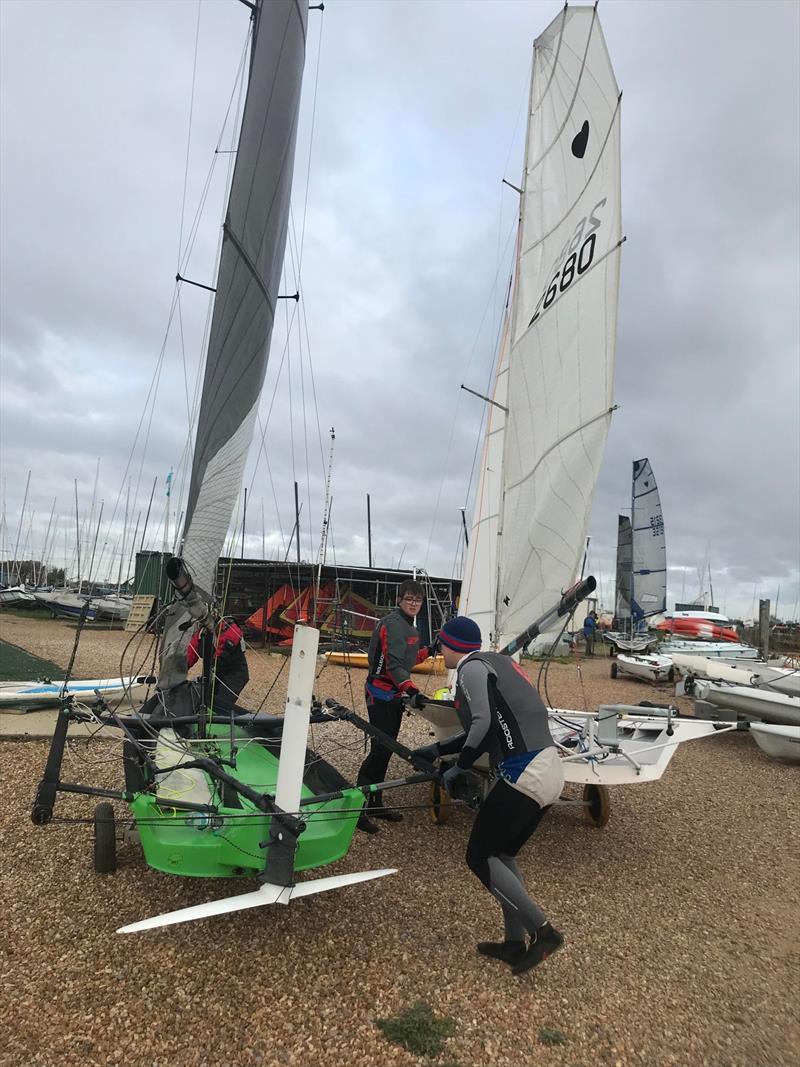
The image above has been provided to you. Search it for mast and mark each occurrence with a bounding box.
[315,427,335,619]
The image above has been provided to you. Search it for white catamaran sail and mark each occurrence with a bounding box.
[630,458,667,623]
[462,5,622,649]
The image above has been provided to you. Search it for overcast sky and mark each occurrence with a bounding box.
[1,0,798,622]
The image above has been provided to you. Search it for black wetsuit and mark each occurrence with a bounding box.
[441,651,564,941]
[356,606,427,804]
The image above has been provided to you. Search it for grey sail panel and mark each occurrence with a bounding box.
[181,0,308,597]
[631,458,666,622]
[614,514,632,621]
[158,0,308,694]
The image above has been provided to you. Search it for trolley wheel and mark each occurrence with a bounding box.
[583,783,610,828]
[94,802,117,874]
[429,780,451,825]
[610,661,618,679]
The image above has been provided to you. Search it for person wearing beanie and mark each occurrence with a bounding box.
[412,615,565,976]
[355,579,437,833]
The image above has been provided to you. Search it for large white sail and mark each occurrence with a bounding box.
[631,458,667,621]
[159,0,308,692]
[484,5,622,647]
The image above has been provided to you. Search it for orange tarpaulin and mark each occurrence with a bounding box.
[320,589,381,640]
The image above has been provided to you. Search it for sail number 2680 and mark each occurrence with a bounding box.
[528,198,606,327]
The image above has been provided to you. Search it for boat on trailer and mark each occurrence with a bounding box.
[30,0,450,935]
[410,6,733,823]
[611,652,675,685]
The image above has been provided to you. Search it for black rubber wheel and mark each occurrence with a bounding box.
[94,802,117,874]
[429,780,451,825]
[583,783,610,827]
[610,661,618,679]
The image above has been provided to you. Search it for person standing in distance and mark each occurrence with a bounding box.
[356,579,437,832]
[412,615,565,975]
[582,610,597,655]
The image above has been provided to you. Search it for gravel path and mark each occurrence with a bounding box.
[1,614,798,1067]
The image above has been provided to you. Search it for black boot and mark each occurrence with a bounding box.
[370,806,403,822]
[512,923,564,975]
[356,811,380,834]
[477,940,526,965]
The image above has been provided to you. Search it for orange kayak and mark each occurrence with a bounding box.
[322,652,446,674]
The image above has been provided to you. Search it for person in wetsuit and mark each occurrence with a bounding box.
[412,615,565,976]
[187,618,249,711]
[356,578,437,832]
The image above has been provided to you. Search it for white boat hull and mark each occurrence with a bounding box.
[659,639,759,660]
[615,653,675,684]
[694,682,800,728]
[0,675,155,711]
[414,701,724,787]
[749,722,800,763]
[672,654,800,697]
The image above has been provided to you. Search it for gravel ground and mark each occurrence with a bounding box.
[1,614,799,1067]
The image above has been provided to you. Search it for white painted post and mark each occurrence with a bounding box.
[274,624,320,815]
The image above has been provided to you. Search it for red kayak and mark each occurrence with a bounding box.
[655,618,740,642]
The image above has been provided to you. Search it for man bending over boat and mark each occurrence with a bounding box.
[187,618,249,712]
[411,616,565,976]
[356,579,437,832]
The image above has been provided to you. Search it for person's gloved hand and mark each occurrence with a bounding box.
[426,639,440,658]
[410,742,440,764]
[441,762,469,797]
[403,688,427,709]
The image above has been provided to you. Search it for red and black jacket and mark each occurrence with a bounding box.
[365,607,429,702]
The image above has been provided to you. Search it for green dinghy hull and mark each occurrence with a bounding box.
[127,723,364,879]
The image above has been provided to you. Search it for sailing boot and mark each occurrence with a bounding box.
[369,805,403,822]
[367,792,403,822]
[511,923,565,976]
[477,940,526,966]
[356,811,380,834]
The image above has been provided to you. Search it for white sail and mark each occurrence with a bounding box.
[631,457,667,621]
[468,6,621,647]
[461,300,512,643]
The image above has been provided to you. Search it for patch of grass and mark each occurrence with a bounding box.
[375,1001,456,1058]
[539,1026,568,1047]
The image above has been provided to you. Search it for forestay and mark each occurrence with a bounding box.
[631,458,666,621]
[465,5,622,648]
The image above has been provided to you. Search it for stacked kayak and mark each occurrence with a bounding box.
[0,675,156,711]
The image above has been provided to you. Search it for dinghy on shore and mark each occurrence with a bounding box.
[612,653,675,684]
[693,681,800,728]
[748,722,800,763]
[0,675,155,711]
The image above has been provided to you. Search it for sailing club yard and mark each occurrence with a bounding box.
[1,615,798,1067]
